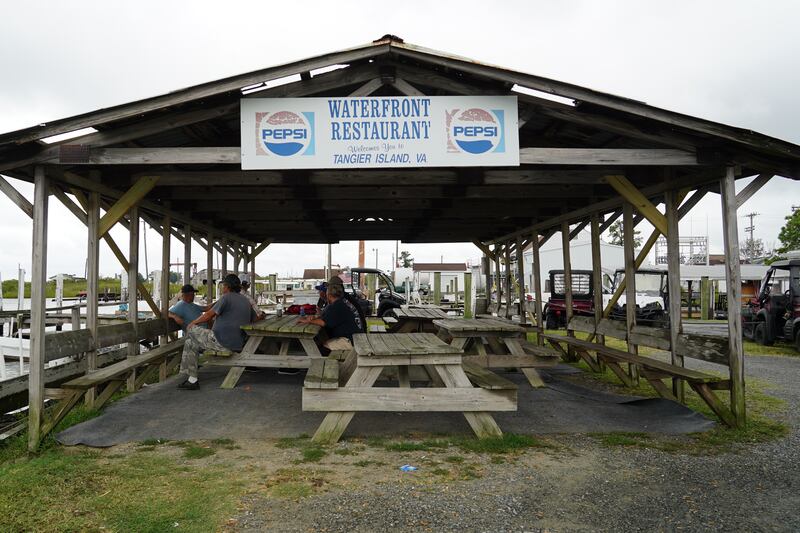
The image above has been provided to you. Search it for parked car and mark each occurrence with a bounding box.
[742,259,800,351]
[607,268,669,327]
[543,270,595,329]
[347,268,407,317]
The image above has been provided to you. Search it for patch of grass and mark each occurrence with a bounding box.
[452,433,552,455]
[590,432,652,447]
[353,459,386,467]
[384,439,450,452]
[296,446,326,463]
[334,447,358,456]
[0,448,246,532]
[275,434,311,449]
[490,456,506,464]
[364,436,388,448]
[138,438,168,447]
[445,455,465,464]
[183,446,216,459]
[135,446,157,453]
[431,467,449,476]
[210,438,239,450]
[265,467,328,499]
[458,463,483,480]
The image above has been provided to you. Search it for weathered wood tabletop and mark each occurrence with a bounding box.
[433,318,558,388]
[206,315,323,389]
[304,332,516,444]
[386,307,450,333]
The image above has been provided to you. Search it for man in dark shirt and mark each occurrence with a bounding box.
[298,281,360,352]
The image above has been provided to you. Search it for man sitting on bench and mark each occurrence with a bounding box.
[178,274,257,390]
[298,279,361,354]
[168,284,208,332]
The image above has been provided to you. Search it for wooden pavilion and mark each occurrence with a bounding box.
[2,35,800,450]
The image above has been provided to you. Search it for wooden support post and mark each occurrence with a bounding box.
[206,233,214,303]
[606,175,668,235]
[433,272,441,306]
[183,224,192,285]
[221,238,228,277]
[721,167,746,427]
[493,249,502,314]
[0,175,34,217]
[665,189,685,401]
[590,213,605,346]
[160,215,171,346]
[700,276,710,320]
[27,166,48,451]
[128,206,140,362]
[531,232,544,345]
[504,244,512,319]
[561,222,574,338]
[482,254,491,301]
[85,189,100,406]
[463,271,473,318]
[516,236,526,325]
[623,203,639,380]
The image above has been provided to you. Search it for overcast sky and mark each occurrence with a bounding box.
[1,0,799,283]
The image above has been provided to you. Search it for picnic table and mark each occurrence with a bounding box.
[385,306,450,333]
[205,315,322,389]
[303,332,517,443]
[433,318,559,388]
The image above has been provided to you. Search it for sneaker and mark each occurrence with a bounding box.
[278,368,301,375]
[177,379,200,390]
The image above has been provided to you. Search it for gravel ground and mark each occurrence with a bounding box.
[233,353,800,532]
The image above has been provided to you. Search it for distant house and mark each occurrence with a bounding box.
[48,273,85,282]
[303,265,342,281]
[413,263,468,292]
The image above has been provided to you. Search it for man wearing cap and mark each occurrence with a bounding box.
[299,275,364,353]
[177,274,257,390]
[168,285,207,332]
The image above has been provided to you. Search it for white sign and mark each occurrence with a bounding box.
[240,96,519,169]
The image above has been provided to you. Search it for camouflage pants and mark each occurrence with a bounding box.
[180,327,225,379]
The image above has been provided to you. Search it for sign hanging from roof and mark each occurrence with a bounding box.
[240,96,519,169]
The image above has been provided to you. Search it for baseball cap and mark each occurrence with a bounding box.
[314,281,328,291]
[180,284,197,294]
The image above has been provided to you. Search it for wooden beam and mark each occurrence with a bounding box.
[735,174,772,208]
[561,222,574,337]
[160,214,171,348]
[520,148,698,166]
[98,176,160,237]
[128,206,140,361]
[85,188,100,407]
[590,214,604,346]
[623,203,638,372]
[50,185,87,224]
[531,231,544,345]
[45,147,700,167]
[599,209,622,233]
[348,78,384,97]
[606,175,668,235]
[721,167,745,427]
[206,232,215,301]
[183,224,192,285]
[472,240,495,260]
[665,187,684,401]
[27,166,48,451]
[250,241,270,259]
[391,78,425,96]
[0,175,33,217]
[516,235,526,325]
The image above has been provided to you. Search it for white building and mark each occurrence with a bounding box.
[521,229,625,292]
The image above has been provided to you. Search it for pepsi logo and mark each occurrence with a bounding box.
[449,108,502,154]
[259,111,313,157]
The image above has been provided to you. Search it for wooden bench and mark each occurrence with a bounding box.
[33,318,183,439]
[304,358,340,389]
[462,361,518,390]
[544,316,736,426]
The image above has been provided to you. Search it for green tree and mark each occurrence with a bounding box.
[606,221,643,248]
[777,208,800,253]
[399,250,414,268]
[169,271,181,283]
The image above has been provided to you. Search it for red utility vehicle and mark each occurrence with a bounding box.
[742,259,800,351]
[543,270,595,329]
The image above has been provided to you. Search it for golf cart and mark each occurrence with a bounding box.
[347,267,407,317]
[607,268,669,327]
[742,259,800,350]
[543,270,595,329]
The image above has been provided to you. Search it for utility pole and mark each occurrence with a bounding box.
[743,212,759,243]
